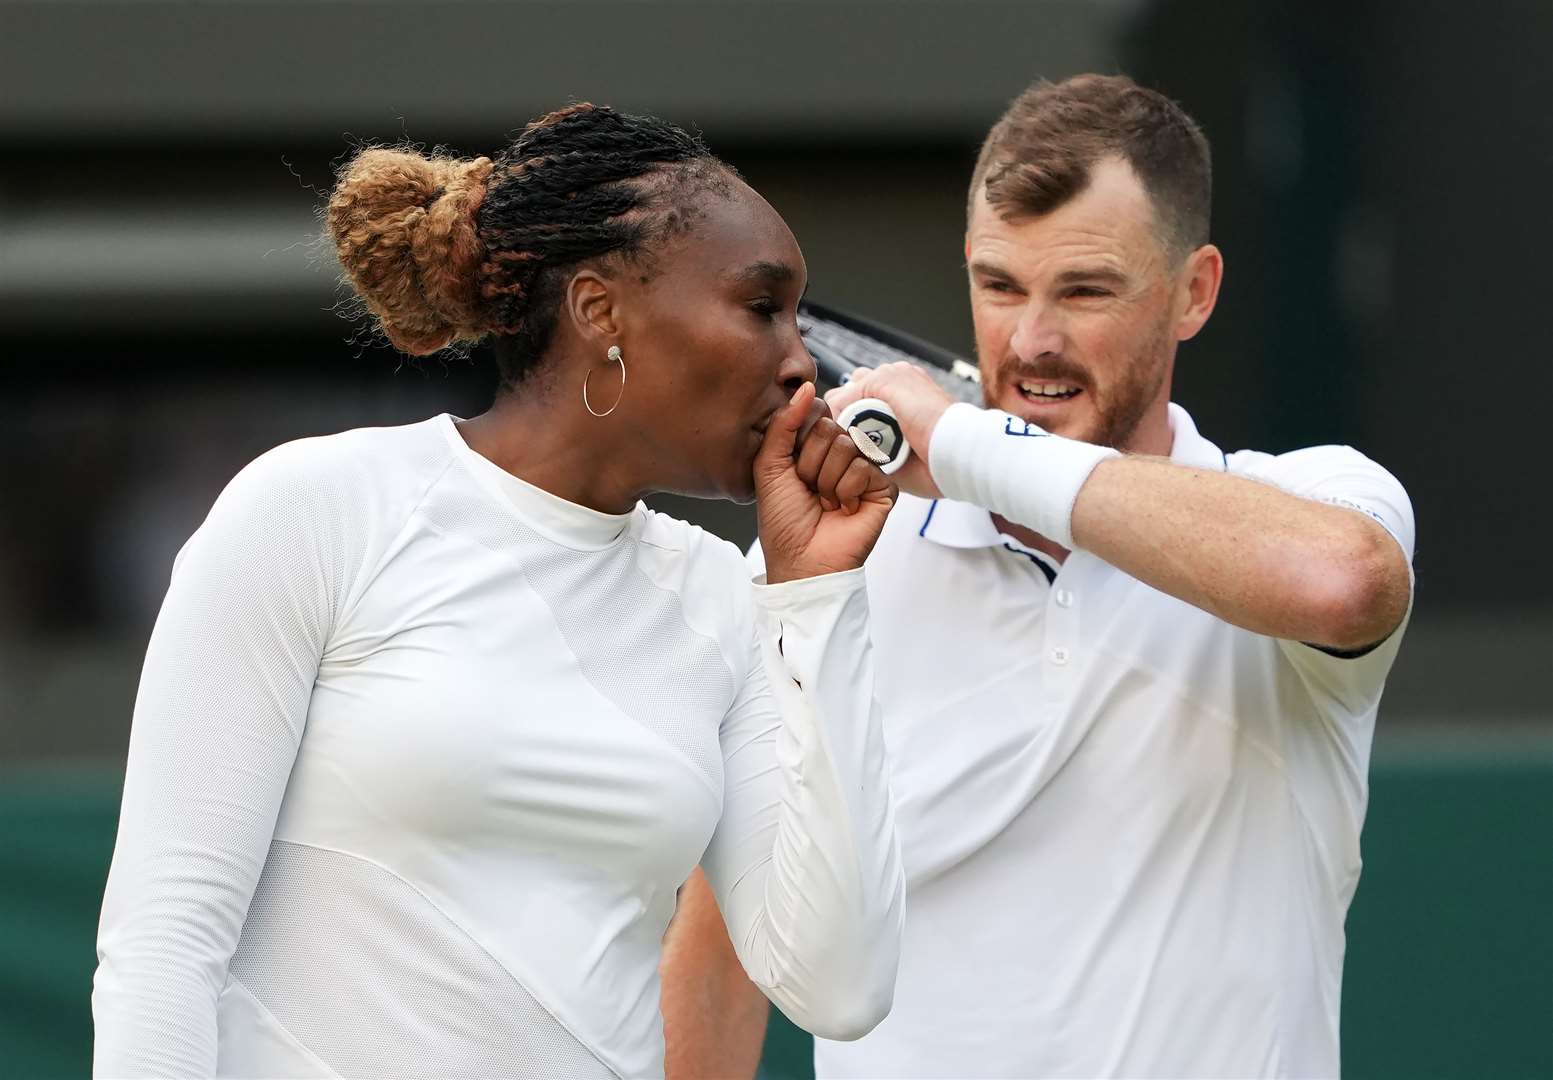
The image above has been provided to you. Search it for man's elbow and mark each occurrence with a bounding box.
[1305,524,1411,651]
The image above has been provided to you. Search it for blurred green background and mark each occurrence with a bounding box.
[2,0,1549,1076]
[6,736,1550,1077]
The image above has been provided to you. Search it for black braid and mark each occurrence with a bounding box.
[475,104,733,390]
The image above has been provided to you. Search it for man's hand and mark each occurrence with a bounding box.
[823,362,956,500]
[755,383,897,585]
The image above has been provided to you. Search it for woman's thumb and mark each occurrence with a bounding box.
[755,382,814,472]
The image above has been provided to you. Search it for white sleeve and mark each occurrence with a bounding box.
[92,446,351,1077]
[1236,444,1417,712]
[699,568,904,1042]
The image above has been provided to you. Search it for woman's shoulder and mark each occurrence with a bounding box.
[212,415,456,532]
[166,418,459,601]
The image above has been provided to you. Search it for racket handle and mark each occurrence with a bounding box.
[836,397,911,476]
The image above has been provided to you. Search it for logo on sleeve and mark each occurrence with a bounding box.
[1004,417,1050,438]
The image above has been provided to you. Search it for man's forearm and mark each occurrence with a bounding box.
[661,868,769,1080]
[926,402,1409,650]
[1070,455,1411,650]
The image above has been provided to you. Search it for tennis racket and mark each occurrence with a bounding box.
[797,299,981,474]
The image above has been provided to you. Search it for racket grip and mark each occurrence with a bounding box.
[836,397,911,476]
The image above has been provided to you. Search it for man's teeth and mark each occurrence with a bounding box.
[1018,381,1081,400]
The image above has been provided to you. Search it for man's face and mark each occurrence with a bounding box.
[965,156,1182,451]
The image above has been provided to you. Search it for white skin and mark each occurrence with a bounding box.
[828,156,1412,652]
[660,157,1414,1080]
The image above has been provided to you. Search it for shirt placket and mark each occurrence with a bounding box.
[997,536,1079,705]
[1043,558,1080,704]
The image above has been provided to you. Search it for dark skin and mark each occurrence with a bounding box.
[457,177,895,580]
[460,179,895,1071]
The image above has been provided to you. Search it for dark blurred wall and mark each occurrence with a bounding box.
[1126,0,1553,614]
[1,0,1548,761]
[1,3,1549,1077]
[1120,0,1553,727]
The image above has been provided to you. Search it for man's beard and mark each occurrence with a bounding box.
[982,312,1174,451]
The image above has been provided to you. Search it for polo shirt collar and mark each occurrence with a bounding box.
[915,492,1002,548]
[919,402,1227,550]
[1165,402,1228,472]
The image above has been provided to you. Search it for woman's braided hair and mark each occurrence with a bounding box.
[326,103,731,387]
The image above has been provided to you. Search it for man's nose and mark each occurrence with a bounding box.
[1010,301,1064,362]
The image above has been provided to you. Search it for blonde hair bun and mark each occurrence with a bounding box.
[326,148,495,355]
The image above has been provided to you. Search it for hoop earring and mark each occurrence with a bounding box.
[583,345,627,418]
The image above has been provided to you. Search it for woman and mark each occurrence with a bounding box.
[92,104,904,1078]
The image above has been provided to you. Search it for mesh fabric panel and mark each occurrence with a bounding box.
[422,483,734,784]
[229,840,616,1079]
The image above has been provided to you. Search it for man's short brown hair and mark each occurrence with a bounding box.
[970,74,1212,260]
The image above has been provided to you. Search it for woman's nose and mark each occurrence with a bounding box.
[779,338,818,393]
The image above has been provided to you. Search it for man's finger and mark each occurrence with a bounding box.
[824,384,863,416]
[824,379,866,417]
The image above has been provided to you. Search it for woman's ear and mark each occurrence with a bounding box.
[565,269,620,345]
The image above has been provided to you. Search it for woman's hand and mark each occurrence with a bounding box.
[755,383,897,585]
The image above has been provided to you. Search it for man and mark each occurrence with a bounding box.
[663,74,1414,1078]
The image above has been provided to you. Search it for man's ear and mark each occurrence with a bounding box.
[1175,244,1223,342]
[565,269,620,345]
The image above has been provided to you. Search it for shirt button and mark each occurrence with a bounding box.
[1054,589,1074,608]
[1050,647,1070,666]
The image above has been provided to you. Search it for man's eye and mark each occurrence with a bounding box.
[749,298,781,318]
[1067,286,1112,299]
[980,280,1018,294]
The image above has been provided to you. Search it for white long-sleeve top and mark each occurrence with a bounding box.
[93,414,903,1079]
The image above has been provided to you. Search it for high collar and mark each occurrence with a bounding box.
[919,402,1226,550]
[438,414,636,551]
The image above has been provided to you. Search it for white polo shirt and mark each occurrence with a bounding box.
[757,403,1414,1079]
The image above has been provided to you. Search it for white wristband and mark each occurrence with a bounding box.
[928,403,1119,550]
